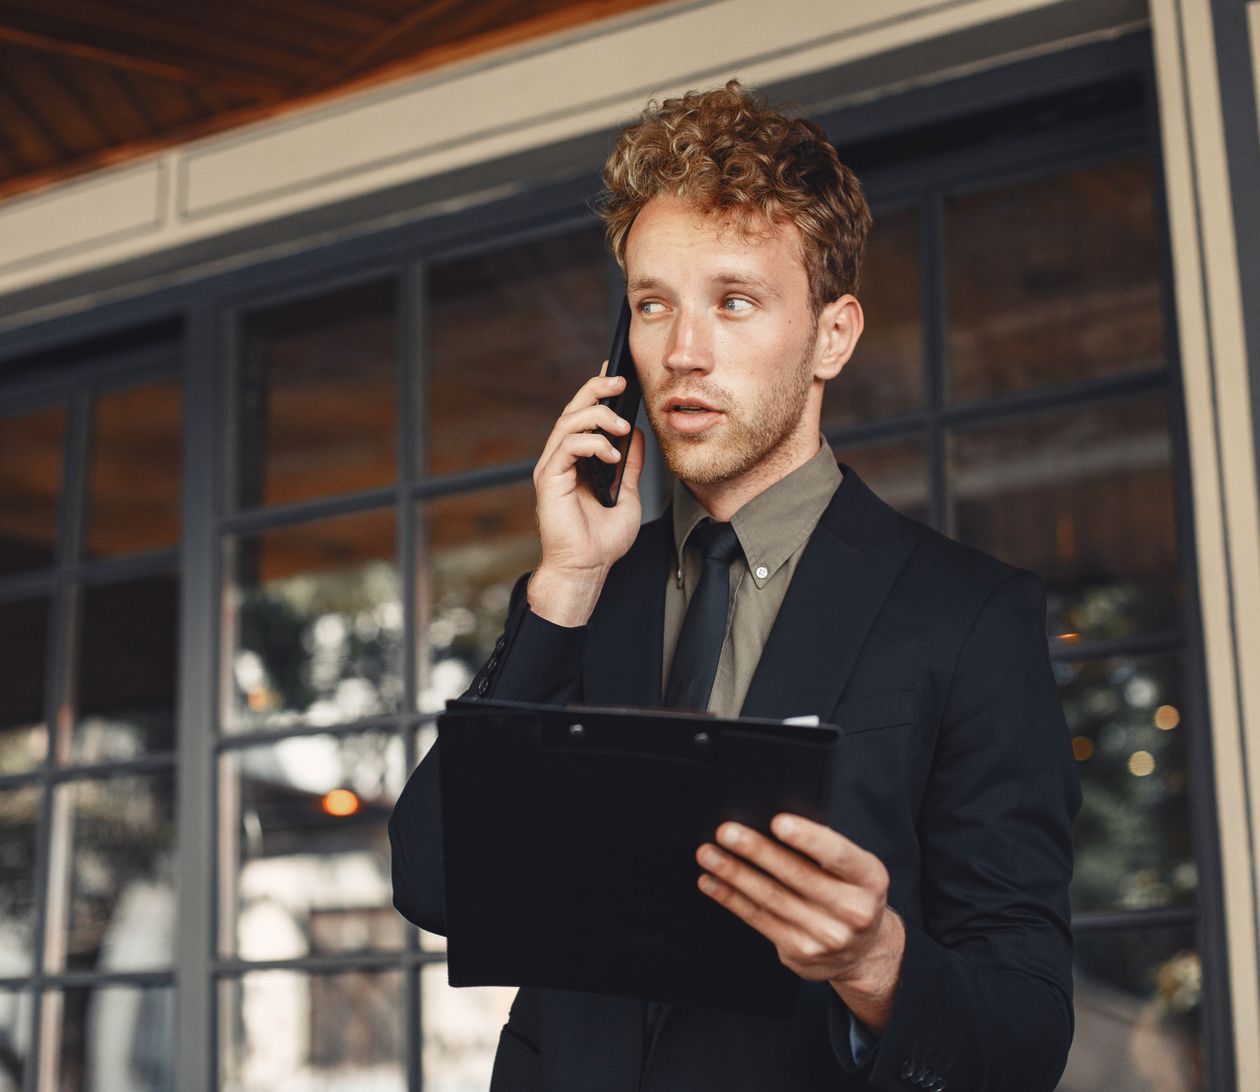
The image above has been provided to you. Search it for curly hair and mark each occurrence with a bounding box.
[597,80,871,316]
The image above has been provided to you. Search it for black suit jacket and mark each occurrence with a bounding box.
[390,463,1082,1092]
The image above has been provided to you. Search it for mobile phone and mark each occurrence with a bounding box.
[579,298,642,507]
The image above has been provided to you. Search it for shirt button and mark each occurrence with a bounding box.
[754,564,769,580]
[476,675,490,696]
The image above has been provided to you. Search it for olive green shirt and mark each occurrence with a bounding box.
[663,442,843,718]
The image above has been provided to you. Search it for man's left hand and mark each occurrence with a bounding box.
[696,814,905,1034]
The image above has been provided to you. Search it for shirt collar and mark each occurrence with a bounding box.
[671,440,843,588]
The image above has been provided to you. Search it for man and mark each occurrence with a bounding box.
[391,81,1081,1091]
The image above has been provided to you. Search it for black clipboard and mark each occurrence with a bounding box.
[437,698,840,1017]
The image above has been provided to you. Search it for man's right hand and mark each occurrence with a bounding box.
[528,371,645,628]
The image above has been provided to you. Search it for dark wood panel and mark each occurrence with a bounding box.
[0,3,308,94]
[0,0,673,200]
[4,51,109,155]
[60,59,164,144]
[0,58,66,169]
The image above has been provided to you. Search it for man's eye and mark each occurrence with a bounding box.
[722,297,754,312]
[637,300,664,315]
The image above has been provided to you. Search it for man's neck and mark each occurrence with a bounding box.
[685,433,827,521]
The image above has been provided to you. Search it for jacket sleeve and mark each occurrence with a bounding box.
[388,572,589,934]
[862,569,1083,1092]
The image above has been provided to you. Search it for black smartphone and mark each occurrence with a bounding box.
[579,298,642,507]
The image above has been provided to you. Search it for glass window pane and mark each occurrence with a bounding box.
[54,772,175,973]
[1062,929,1202,1091]
[45,984,174,1092]
[831,434,929,525]
[227,508,401,733]
[220,969,405,1091]
[0,405,64,575]
[427,226,608,476]
[73,574,178,763]
[1064,652,1194,914]
[418,481,539,713]
[948,392,1180,644]
[946,155,1165,402]
[85,379,182,557]
[421,965,515,1092]
[0,989,32,1092]
[237,279,397,509]
[0,787,40,977]
[0,597,49,773]
[822,206,923,428]
[222,731,405,960]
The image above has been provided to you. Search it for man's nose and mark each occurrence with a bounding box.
[663,311,713,374]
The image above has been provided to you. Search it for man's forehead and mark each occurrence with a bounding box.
[624,195,808,286]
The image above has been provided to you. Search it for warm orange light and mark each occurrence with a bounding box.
[322,789,360,817]
[1071,736,1095,762]
[1057,632,1081,644]
[1128,750,1156,777]
[1154,704,1181,731]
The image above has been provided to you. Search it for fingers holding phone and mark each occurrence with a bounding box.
[529,374,645,628]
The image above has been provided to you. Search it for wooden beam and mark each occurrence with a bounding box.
[303,0,469,92]
[0,22,283,100]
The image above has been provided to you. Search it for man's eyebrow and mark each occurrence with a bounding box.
[626,271,782,296]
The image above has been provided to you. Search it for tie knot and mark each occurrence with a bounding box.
[693,520,742,565]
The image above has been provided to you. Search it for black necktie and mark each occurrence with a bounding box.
[663,519,742,711]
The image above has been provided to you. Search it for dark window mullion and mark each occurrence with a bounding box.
[400,257,426,1092]
[1049,630,1184,662]
[1071,906,1197,933]
[924,189,948,534]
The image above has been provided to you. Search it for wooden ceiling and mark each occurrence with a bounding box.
[0,0,668,203]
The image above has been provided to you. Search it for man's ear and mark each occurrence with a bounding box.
[814,295,864,381]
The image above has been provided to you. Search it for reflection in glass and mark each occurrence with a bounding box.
[418,482,539,712]
[0,597,48,773]
[85,379,182,558]
[1063,653,1194,914]
[222,732,405,960]
[237,279,397,509]
[47,985,174,1092]
[56,773,175,973]
[831,435,928,524]
[421,965,515,1092]
[73,575,178,763]
[0,404,64,575]
[947,155,1165,402]
[0,990,31,1092]
[0,788,39,977]
[948,393,1180,643]
[1062,929,1202,1091]
[428,226,608,475]
[220,969,405,1091]
[227,508,402,732]
[822,206,923,428]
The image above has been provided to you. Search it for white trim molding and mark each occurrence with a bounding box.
[1151,0,1260,1085]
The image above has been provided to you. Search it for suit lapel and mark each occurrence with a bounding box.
[740,463,915,722]
[582,513,671,707]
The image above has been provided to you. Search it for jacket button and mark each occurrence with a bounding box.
[931,1079,946,1091]
[476,675,490,696]
[900,1061,914,1080]
[494,637,507,654]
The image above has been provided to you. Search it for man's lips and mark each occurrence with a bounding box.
[660,396,724,434]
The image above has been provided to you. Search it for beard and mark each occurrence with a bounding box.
[644,337,816,488]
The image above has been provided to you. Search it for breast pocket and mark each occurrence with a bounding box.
[834,688,917,736]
